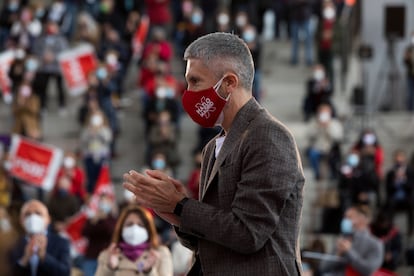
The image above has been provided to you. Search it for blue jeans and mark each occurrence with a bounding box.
[290,19,313,65]
[82,258,97,276]
[84,157,105,193]
[307,148,322,179]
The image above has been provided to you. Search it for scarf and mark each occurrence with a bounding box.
[119,241,150,261]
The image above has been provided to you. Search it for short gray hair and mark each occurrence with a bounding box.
[184,32,255,91]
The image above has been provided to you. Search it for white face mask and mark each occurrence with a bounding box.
[156,87,168,99]
[3,161,12,171]
[24,214,46,234]
[122,224,149,246]
[63,156,75,169]
[105,53,118,66]
[323,7,336,20]
[90,114,103,127]
[15,48,26,60]
[313,69,325,81]
[318,111,331,123]
[0,218,11,232]
[217,13,229,26]
[363,133,376,145]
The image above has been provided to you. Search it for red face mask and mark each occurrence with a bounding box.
[182,77,228,128]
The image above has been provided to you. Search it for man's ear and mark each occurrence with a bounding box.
[223,73,238,92]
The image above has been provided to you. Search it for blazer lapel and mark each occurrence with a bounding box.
[201,98,261,200]
[201,142,217,198]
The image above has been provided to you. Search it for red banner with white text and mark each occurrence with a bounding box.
[8,135,63,191]
[58,43,98,96]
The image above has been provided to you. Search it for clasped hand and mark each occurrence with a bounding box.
[21,234,48,265]
[123,170,187,223]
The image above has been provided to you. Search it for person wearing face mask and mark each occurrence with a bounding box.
[316,0,337,85]
[338,144,380,209]
[147,111,180,174]
[95,205,173,276]
[403,31,414,111]
[352,128,384,180]
[181,6,207,58]
[143,63,180,137]
[303,64,334,122]
[56,151,87,205]
[0,206,19,276]
[124,32,305,275]
[31,20,69,115]
[82,193,117,276]
[95,62,120,159]
[12,81,42,140]
[80,110,112,193]
[215,10,231,33]
[306,104,343,181]
[384,149,414,235]
[10,199,71,276]
[320,204,384,276]
[338,150,363,210]
[234,10,249,34]
[351,129,383,206]
[148,152,173,176]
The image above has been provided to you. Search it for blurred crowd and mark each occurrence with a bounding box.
[0,0,413,275]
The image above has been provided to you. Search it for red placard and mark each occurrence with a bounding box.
[8,135,63,190]
[58,44,98,96]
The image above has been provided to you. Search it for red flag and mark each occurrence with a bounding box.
[65,212,88,255]
[0,50,15,103]
[64,164,114,255]
[93,163,115,196]
[132,15,150,59]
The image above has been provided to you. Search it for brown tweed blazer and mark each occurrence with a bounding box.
[177,98,305,275]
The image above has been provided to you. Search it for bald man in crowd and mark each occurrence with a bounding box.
[10,199,71,276]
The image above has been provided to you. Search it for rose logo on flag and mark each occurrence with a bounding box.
[195,97,216,118]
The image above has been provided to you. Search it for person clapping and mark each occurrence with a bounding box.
[95,205,173,276]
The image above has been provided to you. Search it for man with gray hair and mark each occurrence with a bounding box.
[124,32,305,275]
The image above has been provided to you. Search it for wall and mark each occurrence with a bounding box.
[361,0,414,111]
